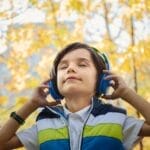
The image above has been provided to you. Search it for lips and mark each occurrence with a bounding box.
[64,76,81,82]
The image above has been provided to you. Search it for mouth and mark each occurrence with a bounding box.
[64,76,81,83]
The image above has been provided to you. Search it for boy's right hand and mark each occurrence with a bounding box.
[30,80,61,108]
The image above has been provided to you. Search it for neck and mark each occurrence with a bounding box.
[65,95,92,113]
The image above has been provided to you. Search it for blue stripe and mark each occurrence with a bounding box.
[40,139,70,150]
[40,136,125,150]
[81,136,125,150]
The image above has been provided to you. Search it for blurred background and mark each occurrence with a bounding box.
[0,0,150,149]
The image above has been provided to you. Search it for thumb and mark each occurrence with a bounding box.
[46,101,61,106]
[102,94,113,99]
[102,93,118,99]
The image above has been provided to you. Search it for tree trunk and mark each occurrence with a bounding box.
[130,13,143,150]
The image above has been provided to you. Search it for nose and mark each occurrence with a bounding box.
[67,63,76,73]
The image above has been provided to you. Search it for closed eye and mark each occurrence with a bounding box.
[58,64,68,70]
[78,64,87,67]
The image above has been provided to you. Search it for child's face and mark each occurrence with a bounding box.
[57,48,97,98]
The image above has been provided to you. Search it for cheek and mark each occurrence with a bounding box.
[90,71,97,89]
[89,75,97,88]
[84,70,97,89]
[56,71,64,91]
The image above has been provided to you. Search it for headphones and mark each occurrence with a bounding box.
[48,48,110,101]
[97,52,110,95]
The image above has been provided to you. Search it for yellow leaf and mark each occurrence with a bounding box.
[0,96,7,105]
[129,0,141,6]
[16,96,28,106]
[29,0,38,5]
[25,78,40,89]
[0,12,8,19]
[68,0,84,13]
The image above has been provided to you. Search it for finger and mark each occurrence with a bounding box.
[37,80,51,89]
[42,79,51,85]
[104,75,120,82]
[109,83,116,89]
[38,83,50,92]
[102,94,117,99]
[42,91,49,97]
[43,90,50,97]
[37,87,48,97]
[39,84,49,88]
[46,101,61,106]
[103,70,116,75]
[102,94,113,99]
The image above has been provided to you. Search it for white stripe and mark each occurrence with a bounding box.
[37,118,66,131]
[87,112,126,126]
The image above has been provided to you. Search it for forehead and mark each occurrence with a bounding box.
[60,48,92,62]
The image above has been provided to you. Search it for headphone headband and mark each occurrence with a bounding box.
[92,47,110,70]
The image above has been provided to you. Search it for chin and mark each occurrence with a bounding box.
[62,86,82,94]
[66,87,80,92]
[62,88,91,97]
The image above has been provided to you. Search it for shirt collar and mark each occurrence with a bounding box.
[63,98,93,121]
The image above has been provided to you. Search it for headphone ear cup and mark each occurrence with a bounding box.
[97,53,110,95]
[98,73,110,95]
[48,80,63,101]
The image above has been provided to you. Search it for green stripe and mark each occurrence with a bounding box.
[38,127,69,144]
[83,123,123,141]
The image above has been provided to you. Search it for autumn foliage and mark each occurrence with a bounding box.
[0,0,150,149]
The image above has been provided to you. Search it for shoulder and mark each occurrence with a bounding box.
[91,98,126,117]
[36,106,61,121]
[16,124,38,149]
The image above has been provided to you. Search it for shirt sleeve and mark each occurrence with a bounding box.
[16,124,39,150]
[122,116,144,150]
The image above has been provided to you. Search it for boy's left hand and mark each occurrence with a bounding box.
[102,70,131,100]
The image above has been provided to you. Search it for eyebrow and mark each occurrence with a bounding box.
[59,57,90,65]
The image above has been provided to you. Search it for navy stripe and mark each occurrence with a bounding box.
[36,98,126,121]
[36,107,60,121]
[91,98,126,117]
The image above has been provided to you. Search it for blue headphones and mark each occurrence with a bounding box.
[48,49,110,101]
[97,52,110,95]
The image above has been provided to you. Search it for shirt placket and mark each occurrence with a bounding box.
[68,113,84,150]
